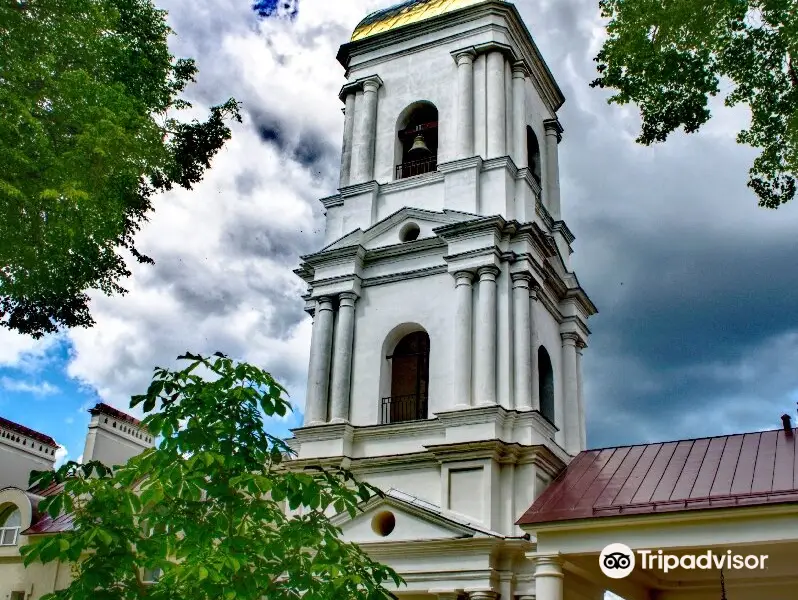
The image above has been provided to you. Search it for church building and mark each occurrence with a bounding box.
[287,1,798,600]
[288,0,597,598]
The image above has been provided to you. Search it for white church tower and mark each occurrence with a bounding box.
[290,1,598,597]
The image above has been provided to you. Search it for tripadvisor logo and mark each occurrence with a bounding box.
[600,544,769,578]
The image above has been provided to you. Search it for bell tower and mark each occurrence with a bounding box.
[290,0,596,566]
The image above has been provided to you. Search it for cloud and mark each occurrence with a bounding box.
[0,377,59,396]
[54,445,68,468]
[1,0,792,452]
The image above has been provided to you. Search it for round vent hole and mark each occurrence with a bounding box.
[399,222,420,242]
[371,510,396,537]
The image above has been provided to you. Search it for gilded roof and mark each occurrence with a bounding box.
[351,0,487,42]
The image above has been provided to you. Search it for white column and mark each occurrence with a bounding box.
[532,554,564,600]
[339,91,356,188]
[304,297,334,426]
[453,271,474,409]
[329,293,357,423]
[474,266,499,405]
[512,273,533,410]
[466,592,498,600]
[561,332,581,455]
[512,63,527,167]
[530,286,540,411]
[576,343,586,450]
[486,51,506,158]
[455,50,476,158]
[353,77,381,183]
[543,119,562,220]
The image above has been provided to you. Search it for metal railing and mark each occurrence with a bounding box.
[0,526,19,546]
[381,394,428,424]
[395,157,437,180]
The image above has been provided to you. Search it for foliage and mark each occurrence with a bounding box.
[592,0,798,208]
[0,1,241,338]
[22,353,402,600]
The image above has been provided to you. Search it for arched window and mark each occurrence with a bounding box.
[538,346,554,424]
[526,126,541,184]
[0,505,22,546]
[395,102,438,180]
[382,331,430,423]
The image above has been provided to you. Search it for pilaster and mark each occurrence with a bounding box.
[474,266,500,406]
[543,119,563,220]
[512,273,533,411]
[329,292,358,423]
[453,271,475,410]
[304,297,335,426]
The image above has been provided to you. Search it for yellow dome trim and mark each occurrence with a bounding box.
[351,0,486,42]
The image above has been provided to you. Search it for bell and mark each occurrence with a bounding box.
[407,133,431,157]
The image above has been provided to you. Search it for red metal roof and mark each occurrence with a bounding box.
[89,402,143,427]
[0,416,58,448]
[21,482,76,535]
[518,428,798,526]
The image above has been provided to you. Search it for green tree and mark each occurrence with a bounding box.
[0,1,241,338]
[22,353,403,599]
[592,0,798,208]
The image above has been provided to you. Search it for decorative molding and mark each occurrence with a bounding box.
[551,220,575,245]
[451,46,477,64]
[437,155,484,174]
[319,193,343,208]
[361,265,448,288]
[337,2,565,113]
[338,74,384,102]
[543,118,564,142]
[339,180,379,198]
[380,170,445,193]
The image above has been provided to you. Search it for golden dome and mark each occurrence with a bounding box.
[351,0,487,42]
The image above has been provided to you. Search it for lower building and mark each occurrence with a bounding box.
[0,403,153,600]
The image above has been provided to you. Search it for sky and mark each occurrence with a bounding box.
[2,0,798,467]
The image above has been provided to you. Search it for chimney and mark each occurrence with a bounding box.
[782,414,793,437]
[82,403,155,467]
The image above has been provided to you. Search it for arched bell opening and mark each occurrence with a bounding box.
[526,126,542,184]
[394,101,438,180]
[380,328,430,423]
[538,345,555,424]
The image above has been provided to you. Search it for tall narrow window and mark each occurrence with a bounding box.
[0,505,22,546]
[526,126,541,184]
[382,331,430,423]
[395,102,438,180]
[538,346,554,424]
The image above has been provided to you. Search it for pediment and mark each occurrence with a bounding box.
[330,489,498,544]
[322,208,476,253]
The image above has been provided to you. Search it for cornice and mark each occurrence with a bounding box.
[365,237,446,263]
[320,194,343,209]
[379,170,444,193]
[437,155,484,174]
[434,215,507,240]
[338,1,565,113]
[300,243,365,267]
[515,167,542,196]
[356,536,504,558]
[523,501,798,534]
[551,220,575,245]
[338,74,384,102]
[361,265,448,288]
[340,180,379,198]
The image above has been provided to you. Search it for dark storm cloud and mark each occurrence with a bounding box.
[222,216,316,262]
[512,0,798,448]
[145,0,798,449]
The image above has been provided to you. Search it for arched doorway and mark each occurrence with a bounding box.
[539,346,555,424]
[382,331,430,423]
